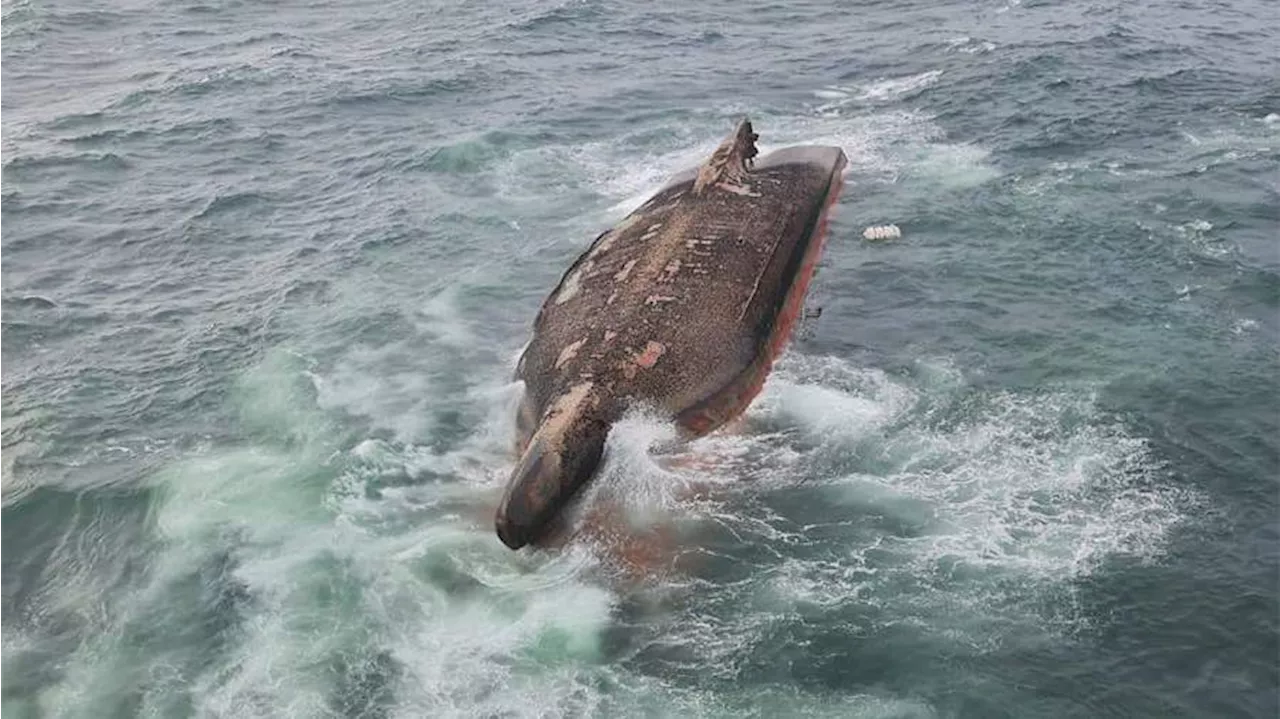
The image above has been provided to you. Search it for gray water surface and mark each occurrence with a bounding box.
[3,0,1278,717]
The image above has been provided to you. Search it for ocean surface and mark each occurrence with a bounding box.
[2,0,1278,716]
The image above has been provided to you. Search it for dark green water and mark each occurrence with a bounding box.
[3,0,1278,716]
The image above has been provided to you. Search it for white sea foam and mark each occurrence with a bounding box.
[488,79,997,233]
[601,353,1200,666]
[811,70,944,113]
[1231,317,1259,335]
[857,70,945,102]
[945,36,997,54]
[36,336,1200,718]
[599,117,992,217]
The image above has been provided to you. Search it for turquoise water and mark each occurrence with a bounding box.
[3,0,1277,716]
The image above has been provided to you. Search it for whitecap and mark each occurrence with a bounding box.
[857,70,944,102]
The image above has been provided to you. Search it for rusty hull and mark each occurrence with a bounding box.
[495,119,848,550]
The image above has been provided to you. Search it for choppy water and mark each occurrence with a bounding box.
[3,0,1278,717]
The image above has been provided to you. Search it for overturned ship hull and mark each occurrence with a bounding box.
[497,119,848,549]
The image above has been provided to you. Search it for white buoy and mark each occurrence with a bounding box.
[862,224,902,241]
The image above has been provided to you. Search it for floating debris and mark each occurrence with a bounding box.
[862,224,902,241]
